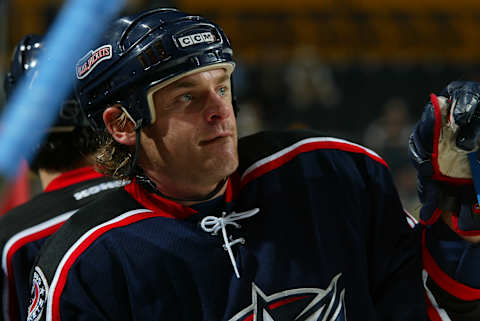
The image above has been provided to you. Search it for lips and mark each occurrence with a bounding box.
[199,132,232,145]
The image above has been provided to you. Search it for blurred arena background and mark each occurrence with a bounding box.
[2,0,480,216]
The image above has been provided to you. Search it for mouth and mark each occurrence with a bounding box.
[199,132,232,146]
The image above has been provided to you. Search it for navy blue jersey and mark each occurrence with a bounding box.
[0,167,126,321]
[421,219,480,320]
[27,131,480,321]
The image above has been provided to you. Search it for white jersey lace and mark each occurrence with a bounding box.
[200,208,260,278]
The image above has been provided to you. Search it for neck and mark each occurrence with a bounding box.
[136,171,228,206]
[167,177,228,206]
[37,157,94,190]
[38,169,63,190]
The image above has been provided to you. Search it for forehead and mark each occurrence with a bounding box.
[146,65,233,123]
[163,68,229,91]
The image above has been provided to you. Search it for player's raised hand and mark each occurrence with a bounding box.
[409,81,480,238]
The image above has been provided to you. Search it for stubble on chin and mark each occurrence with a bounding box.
[212,141,238,175]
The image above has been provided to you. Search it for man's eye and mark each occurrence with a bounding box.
[218,87,227,96]
[179,93,192,102]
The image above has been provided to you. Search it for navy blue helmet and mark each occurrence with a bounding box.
[75,8,236,130]
[4,34,89,131]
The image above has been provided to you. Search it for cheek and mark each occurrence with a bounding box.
[147,114,196,140]
[162,120,198,152]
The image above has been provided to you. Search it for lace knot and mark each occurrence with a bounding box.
[200,208,260,278]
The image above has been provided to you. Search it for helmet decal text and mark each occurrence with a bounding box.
[76,45,112,79]
[177,32,215,48]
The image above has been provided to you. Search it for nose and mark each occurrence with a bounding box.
[204,89,232,123]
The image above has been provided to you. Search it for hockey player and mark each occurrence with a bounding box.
[27,8,480,321]
[0,35,126,321]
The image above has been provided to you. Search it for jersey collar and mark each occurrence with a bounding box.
[44,167,104,192]
[124,175,239,220]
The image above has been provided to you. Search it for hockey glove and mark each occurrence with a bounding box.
[408,81,480,235]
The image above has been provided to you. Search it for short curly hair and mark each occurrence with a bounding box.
[94,111,135,179]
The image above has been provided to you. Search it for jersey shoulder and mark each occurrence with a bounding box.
[34,187,144,282]
[238,129,388,177]
[0,177,123,248]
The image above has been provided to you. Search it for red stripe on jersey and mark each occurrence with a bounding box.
[243,314,254,321]
[124,180,196,218]
[420,209,442,226]
[6,221,65,321]
[430,94,442,182]
[450,214,480,236]
[241,139,388,189]
[44,167,104,192]
[268,295,309,310]
[422,229,480,300]
[50,210,167,321]
[29,283,40,314]
[124,176,236,218]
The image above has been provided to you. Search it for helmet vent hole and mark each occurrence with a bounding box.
[153,42,169,60]
[138,55,148,69]
[145,48,159,66]
[137,43,170,70]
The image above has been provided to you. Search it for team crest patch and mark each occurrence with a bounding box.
[76,44,112,79]
[229,273,346,321]
[27,266,49,321]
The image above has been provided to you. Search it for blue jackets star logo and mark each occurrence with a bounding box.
[229,273,346,321]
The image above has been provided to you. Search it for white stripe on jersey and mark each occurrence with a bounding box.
[46,208,152,321]
[241,137,383,181]
[2,210,77,321]
[2,210,77,276]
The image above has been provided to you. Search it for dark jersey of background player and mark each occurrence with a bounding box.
[0,34,126,321]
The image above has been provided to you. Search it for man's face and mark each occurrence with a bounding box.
[139,68,239,196]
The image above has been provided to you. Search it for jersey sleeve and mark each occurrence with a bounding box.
[25,189,151,321]
[422,219,480,320]
[363,147,480,320]
[359,152,427,320]
[28,230,177,321]
[55,239,178,321]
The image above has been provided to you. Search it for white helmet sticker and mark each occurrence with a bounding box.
[76,44,112,79]
[178,32,215,48]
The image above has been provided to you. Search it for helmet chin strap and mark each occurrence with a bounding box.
[128,119,227,203]
[137,175,228,203]
[127,119,143,178]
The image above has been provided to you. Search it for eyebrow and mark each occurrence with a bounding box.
[170,72,230,90]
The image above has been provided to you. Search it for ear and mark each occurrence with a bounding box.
[103,106,137,146]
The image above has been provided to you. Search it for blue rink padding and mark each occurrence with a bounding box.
[0,0,124,178]
[468,152,480,204]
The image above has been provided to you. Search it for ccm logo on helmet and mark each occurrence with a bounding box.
[76,44,112,79]
[178,32,215,48]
